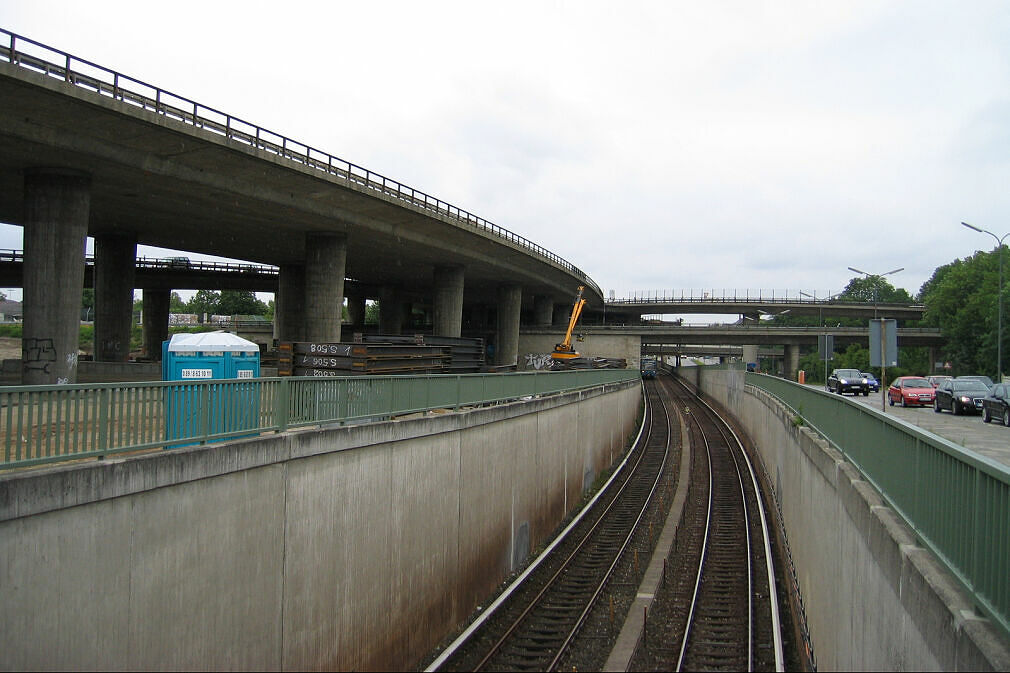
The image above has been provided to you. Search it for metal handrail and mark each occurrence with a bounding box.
[0,28,601,299]
[0,369,637,470]
[746,372,1010,640]
[608,289,923,308]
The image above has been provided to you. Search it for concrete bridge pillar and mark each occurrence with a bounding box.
[379,286,406,335]
[304,233,347,343]
[495,284,522,366]
[552,303,570,327]
[22,170,90,385]
[346,294,366,330]
[432,265,464,337]
[142,289,170,360]
[784,343,801,381]
[276,264,306,343]
[742,344,759,366]
[533,295,553,327]
[94,232,137,362]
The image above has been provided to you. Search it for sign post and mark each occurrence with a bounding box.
[818,334,834,385]
[869,319,898,411]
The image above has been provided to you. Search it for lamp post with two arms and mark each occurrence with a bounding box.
[962,222,1010,384]
[847,266,904,411]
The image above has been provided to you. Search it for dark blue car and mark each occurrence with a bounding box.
[861,372,880,393]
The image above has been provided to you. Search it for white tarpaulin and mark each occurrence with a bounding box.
[166,331,259,353]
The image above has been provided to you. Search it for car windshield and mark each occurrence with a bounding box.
[903,378,931,388]
[861,373,875,379]
[953,381,989,393]
[836,370,861,377]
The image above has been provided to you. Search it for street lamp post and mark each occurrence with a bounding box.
[847,266,903,411]
[962,222,1010,383]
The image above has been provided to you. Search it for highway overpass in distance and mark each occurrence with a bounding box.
[600,293,925,322]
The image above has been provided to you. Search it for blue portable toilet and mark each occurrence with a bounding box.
[163,331,261,446]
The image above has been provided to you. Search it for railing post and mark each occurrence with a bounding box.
[200,382,211,445]
[276,373,288,432]
[97,386,109,458]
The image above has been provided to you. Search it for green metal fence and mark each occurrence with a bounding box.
[0,370,636,469]
[746,372,1010,639]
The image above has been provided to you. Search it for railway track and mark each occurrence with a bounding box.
[633,374,785,671]
[425,373,794,672]
[427,379,674,672]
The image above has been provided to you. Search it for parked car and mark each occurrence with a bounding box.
[887,376,935,407]
[861,372,880,393]
[957,375,995,390]
[826,368,869,395]
[933,378,991,415]
[981,383,1010,425]
[927,375,952,388]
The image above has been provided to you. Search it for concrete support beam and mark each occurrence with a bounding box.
[742,344,759,365]
[379,286,406,335]
[533,295,553,327]
[22,170,90,385]
[142,289,170,361]
[432,265,464,337]
[784,343,801,381]
[304,233,347,343]
[276,264,306,344]
[495,284,522,367]
[94,233,137,362]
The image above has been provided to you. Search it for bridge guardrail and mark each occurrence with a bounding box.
[0,28,601,300]
[746,372,1010,639]
[0,369,637,470]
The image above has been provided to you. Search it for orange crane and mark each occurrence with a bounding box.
[551,286,587,360]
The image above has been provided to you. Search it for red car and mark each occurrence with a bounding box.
[888,376,936,407]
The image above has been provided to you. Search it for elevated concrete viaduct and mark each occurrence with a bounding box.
[0,31,599,382]
[519,324,945,379]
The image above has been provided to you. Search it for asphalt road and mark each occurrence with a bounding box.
[830,387,1010,470]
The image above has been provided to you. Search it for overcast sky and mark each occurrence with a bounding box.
[2,1,1009,307]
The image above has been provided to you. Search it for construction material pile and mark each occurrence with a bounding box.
[278,334,484,376]
[550,356,627,370]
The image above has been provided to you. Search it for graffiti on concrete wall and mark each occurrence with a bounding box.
[524,353,555,370]
[23,337,56,375]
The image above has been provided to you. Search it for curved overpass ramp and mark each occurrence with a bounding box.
[0,29,600,380]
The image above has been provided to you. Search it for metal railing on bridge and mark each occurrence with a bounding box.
[609,289,845,304]
[609,289,923,308]
[0,369,636,470]
[746,373,1010,639]
[0,28,600,299]
[0,249,280,275]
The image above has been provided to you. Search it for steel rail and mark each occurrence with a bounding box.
[675,379,784,671]
[546,381,672,670]
[471,380,669,671]
[424,380,650,672]
[675,390,716,671]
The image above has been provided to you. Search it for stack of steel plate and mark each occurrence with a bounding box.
[357,334,485,372]
[278,342,449,376]
[551,356,628,370]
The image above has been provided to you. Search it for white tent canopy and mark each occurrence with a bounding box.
[166,331,259,353]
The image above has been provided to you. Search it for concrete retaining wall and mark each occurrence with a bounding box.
[517,333,642,371]
[684,367,1009,671]
[0,380,641,671]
